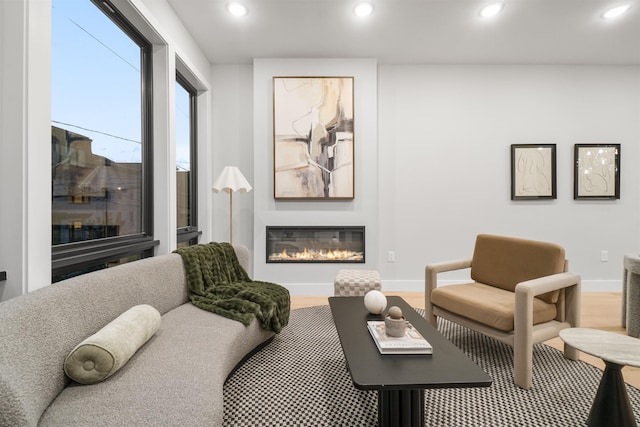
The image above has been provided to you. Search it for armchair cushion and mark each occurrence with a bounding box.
[470,234,565,304]
[431,283,557,332]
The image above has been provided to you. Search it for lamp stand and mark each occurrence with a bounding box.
[229,190,233,244]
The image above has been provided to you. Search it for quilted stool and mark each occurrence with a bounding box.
[334,269,381,296]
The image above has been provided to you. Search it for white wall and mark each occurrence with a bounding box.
[210,65,255,255]
[210,63,639,296]
[0,0,52,301]
[0,0,17,299]
[251,59,379,294]
[378,65,640,293]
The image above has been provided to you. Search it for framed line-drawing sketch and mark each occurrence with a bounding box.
[273,76,354,200]
[510,144,557,200]
[574,144,620,199]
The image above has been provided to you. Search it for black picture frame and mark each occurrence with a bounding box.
[574,144,620,200]
[510,144,557,200]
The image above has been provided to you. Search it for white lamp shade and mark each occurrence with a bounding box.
[212,166,252,193]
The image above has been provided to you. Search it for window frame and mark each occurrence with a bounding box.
[176,71,199,246]
[51,0,156,280]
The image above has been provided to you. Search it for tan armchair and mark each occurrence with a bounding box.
[425,234,581,389]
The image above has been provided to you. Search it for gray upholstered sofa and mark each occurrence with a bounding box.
[0,245,276,426]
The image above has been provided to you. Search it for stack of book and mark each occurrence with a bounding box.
[367,321,433,354]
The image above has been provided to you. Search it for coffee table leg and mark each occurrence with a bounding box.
[588,361,637,427]
[378,389,424,427]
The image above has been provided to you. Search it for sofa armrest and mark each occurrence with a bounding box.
[424,258,472,325]
[233,244,250,276]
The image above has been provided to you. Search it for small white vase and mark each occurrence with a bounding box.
[384,315,407,337]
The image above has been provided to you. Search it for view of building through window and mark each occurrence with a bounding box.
[51,126,142,243]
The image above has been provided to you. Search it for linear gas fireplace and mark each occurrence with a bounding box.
[266,226,365,263]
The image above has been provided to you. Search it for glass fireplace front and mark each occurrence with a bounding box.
[266,226,365,263]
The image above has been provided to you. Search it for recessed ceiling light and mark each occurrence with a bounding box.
[479,2,504,18]
[354,2,374,17]
[602,4,631,19]
[227,2,248,17]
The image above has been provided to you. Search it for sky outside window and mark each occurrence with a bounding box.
[51,0,142,163]
[175,81,191,174]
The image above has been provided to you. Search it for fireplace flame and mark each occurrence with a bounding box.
[269,248,363,262]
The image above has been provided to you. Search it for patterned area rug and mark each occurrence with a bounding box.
[224,306,640,426]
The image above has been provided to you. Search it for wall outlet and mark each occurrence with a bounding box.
[600,251,608,262]
[387,251,395,262]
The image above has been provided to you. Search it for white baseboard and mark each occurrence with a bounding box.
[282,279,622,296]
[578,280,623,293]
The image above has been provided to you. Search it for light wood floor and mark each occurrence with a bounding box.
[291,292,640,389]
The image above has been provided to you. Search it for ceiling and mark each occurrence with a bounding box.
[165,0,640,65]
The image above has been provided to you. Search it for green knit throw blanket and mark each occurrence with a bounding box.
[174,242,290,333]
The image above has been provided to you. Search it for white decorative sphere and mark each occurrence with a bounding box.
[364,290,387,314]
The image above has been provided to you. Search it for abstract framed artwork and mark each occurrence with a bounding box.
[510,144,557,200]
[273,76,354,200]
[574,143,620,199]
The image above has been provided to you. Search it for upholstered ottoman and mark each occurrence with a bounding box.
[334,269,381,296]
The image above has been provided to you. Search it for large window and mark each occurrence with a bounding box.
[51,0,155,280]
[176,72,198,247]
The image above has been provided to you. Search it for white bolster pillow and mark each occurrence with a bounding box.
[64,304,161,385]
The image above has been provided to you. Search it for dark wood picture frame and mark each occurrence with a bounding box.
[511,144,557,200]
[574,144,620,199]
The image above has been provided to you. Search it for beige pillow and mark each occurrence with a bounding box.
[64,304,161,384]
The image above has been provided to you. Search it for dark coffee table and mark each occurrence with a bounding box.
[329,296,492,427]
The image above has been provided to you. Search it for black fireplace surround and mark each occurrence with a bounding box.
[266,226,365,263]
